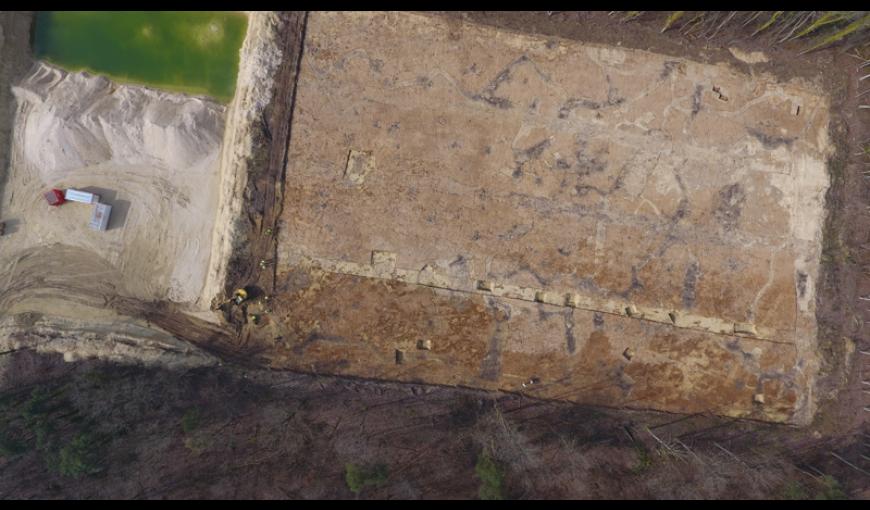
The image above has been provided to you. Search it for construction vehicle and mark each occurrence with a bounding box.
[213,288,249,310]
[232,288,248,305]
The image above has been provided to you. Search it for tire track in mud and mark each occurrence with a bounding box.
[0,245,244,365]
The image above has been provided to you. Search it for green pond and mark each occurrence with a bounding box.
[33,11,248,103]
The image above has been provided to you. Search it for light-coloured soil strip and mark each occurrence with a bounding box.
[294,251,787,343]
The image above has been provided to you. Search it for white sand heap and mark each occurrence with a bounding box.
[15,63,224,180]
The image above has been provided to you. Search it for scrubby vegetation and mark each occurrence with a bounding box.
[475,452,506,500]
[0,351,864,499]
[345,463,389,495]
[0,384,108,479]
[614,11,869,53]
[181,408,201,435]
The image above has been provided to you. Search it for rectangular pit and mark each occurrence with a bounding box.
[283,12,828,423]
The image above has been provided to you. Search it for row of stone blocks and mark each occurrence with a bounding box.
[302,250,770,342]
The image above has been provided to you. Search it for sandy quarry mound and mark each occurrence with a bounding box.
[2,62,227,305]
[13,62,225,180]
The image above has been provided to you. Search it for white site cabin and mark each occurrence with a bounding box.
[89,203,112,231]
[64,188,99,204]
[64,188,112,231]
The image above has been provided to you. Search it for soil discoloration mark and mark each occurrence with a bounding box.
[292,331,346,356]
[497,223,533,241]
[660,60,682,80]
[604,75,625,108]
[558,98,604,118]
[502,263,550,287]
[521,138,550,160]
[746,127,796,150]
[619,266,645,300]
[796,271,807,299]
[691,84,703,116]
[558,94,624,118]
[513,138,551,178]
[593,312,605,330]
[713,183,746,231]
[471,55,535,110]
[564,309,576,354]
[480,299,509,381]
[572,141,608,176]
[682,261,700,309]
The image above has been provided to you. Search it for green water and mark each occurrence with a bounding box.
[33,11,248,103]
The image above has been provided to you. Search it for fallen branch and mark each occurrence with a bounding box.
[674,437,705,464]
[713,441,751,468]
[646,426,684,460]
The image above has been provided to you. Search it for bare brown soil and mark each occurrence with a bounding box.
[474,10,869,474]
[268,10,836,424]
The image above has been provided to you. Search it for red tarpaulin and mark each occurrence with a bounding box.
[44,189,65,206]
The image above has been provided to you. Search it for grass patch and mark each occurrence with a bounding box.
[83,368,112,388]
[0,432,27,457]
[815,475,847,500]
[344,462,389,495]
[632,445,654,474]
[183,434,211,456]
[20,386,65,423]
[51,433,103,478]
[181,408,201,435]
[475,451,506,500]
[780,480,808,500]
[780,475,848,500]
[181,407,210,454]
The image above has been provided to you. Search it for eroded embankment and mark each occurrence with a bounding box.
[0,314,218,369]
[202,11,303,305]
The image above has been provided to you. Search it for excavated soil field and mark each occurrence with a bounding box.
[270,11,834,424]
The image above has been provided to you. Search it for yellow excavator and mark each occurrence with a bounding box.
[213,288,248,310]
